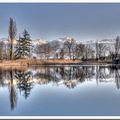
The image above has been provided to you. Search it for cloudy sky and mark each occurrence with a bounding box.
[0,3,120,41]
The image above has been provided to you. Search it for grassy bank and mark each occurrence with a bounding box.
[0,59,112,68]
[0,59,81,66]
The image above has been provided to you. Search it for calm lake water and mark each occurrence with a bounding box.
[0,65,120,116]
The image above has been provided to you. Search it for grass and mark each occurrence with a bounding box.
[46,59,80,64]
[0,59,81,67]
[0,59,112,70]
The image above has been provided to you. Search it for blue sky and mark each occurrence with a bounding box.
[0,3,120,41]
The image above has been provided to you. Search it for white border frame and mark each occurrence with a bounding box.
[0,0,120,3]
[0,1,120,119]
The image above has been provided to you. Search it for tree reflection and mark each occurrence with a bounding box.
[15,70,33,99]
[1,65,120,111]
[8,70,17,111]
[19,65,120,90]
[0,68,6,87]
[113,67,120,89]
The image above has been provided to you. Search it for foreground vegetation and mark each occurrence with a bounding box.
[0,59,112,68]
[0,59,80,66]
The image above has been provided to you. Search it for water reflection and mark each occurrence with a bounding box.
[15,70,33,99]
[9,70,17,111]
[0,65,120,111]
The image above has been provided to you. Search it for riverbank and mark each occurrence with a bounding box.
[0,59,112,68]
[0,59,81,66]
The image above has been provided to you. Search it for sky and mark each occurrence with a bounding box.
[0,3,120,41]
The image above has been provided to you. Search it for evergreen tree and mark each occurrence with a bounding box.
[15,30,31,59]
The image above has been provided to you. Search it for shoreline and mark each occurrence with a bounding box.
[0,59,119,70]
[0,59,112,66]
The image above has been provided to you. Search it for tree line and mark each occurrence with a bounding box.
[0,18,32,60]
[0,18,120,61]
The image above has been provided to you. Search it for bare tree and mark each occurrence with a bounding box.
[98,43,107,60]
[35,42,49,59]
[60,48,64,59]
[114,36,120,60]
[84,44,94,60]
[64,38,76,59]
[96,41,99,60]
[8,18,17,60]
[0,41,4,60]
[75,43,85,59]
[108,46,115,60]
[44,43,50,59]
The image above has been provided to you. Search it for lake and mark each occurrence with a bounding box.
[0,65,120,116]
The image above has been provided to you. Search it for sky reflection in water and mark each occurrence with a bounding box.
[0,65,120,116]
